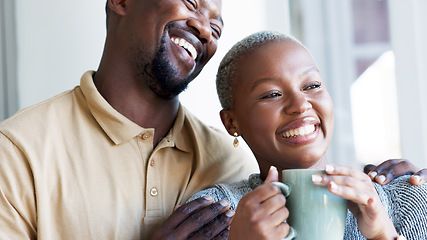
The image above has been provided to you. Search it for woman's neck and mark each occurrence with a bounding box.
[258,155,329,181]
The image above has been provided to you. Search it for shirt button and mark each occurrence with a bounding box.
[150,188,158,197]
[150,160,155,166]
[142,133,150,140]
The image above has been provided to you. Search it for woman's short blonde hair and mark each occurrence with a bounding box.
[216,31,306,110]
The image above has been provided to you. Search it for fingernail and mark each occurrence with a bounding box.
[272,184,280,192]
[203,195,214,201]
[369,171,378,179]
[413,175,421,183]
[377,175,386,184]
[269,166,277,171]
[325,165,334,173]
[219,200,229,207]
[312,174,322,183]
[225,210,235,218]
[330,181,339,192]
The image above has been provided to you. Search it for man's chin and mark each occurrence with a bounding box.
[151,83,189,100]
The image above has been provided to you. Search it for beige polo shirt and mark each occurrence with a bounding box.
[0,71,258,240]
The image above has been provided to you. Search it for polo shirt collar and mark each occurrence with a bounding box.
[80,71,144,145]
[168,105,191,153]
[80,71,191,152]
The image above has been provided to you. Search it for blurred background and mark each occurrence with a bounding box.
[1,0,426,169]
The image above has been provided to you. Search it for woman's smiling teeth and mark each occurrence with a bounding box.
[171,37,197,60]
[282,124,315,138]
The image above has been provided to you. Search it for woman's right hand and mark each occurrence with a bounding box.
[312,165,398,240]
[228,166,291,240]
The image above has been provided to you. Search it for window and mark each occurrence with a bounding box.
[0,0,18,121]
[289,0,427,167]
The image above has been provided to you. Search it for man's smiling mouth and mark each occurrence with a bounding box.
[282,124,316,138]
[171,37,197,60]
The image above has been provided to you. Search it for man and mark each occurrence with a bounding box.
[0,0,424,239]
[0,0,257,239]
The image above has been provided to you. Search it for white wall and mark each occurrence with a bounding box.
[389,0,427,167]
[15,0,106,108]
[15,0,289,132]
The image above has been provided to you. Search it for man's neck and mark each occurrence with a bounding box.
[93,69,180,147]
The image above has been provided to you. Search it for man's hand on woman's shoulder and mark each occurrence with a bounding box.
[364,159,426,186]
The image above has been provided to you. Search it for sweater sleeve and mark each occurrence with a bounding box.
[343,176,427,240]
[381,176,427,239]
[186,179,253,210]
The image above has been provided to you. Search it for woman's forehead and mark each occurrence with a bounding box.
[238,40,311,71]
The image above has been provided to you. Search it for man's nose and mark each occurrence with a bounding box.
[186,15,212,43]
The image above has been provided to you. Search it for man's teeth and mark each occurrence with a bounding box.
[171,37,197,60]
[283,124,315,138]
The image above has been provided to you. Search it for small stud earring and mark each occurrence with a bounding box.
[233,132,239,147]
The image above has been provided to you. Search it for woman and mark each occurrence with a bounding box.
[188,31,427,239]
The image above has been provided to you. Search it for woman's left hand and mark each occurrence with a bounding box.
[312,165,398,240]
[364,159,426,186]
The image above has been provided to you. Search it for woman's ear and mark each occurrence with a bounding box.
[108,0,128,16]
[220,110,240,136]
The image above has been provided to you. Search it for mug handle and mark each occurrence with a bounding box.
[271,182,297,240]
[271,181,291,197]
[283,226,297,240]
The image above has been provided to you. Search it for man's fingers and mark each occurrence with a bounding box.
[364,159,399,180]
[410,169,427,186]
[212,228,230,240]
[364,159,417,185]
[189,210,234,240]
[363,164,376,174]
[151,196,216,239]
[175,200,231,238]
[164,196,214,231]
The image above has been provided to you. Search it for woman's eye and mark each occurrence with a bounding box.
[304,82,322,91]
[261,92,282,99]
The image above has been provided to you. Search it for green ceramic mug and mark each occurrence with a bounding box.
[272,169,347,240]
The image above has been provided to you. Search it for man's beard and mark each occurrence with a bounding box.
[136,35,193,100]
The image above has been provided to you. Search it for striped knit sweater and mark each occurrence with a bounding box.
[188,174,427,239]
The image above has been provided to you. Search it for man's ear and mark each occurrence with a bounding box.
[220,110,240,136]
[108,0,128,16]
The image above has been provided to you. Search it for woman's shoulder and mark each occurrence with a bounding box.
[187,174,261,210]
[376,175,427,201]
[375,175,427,210]
[375,175,427,237]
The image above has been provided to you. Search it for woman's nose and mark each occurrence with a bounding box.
[284,92,312,115]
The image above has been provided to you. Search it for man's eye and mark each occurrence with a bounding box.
[304,82,322,91]
[261,92,282,99]
[211,24,221,39]
[185,0,197,10]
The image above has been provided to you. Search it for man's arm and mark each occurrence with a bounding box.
[0,132,37,239]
